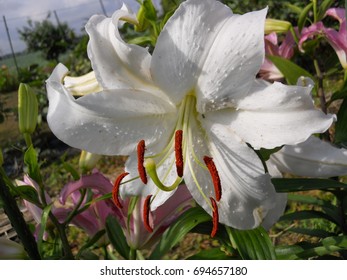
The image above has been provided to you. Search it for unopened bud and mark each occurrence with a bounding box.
[79,150,102,172]
[18,83,38,135]
[265,19,292,34]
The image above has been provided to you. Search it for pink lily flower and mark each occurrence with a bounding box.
[17,170,193,250]
[17,171,117,242]
[259,31,295,81]
[119,185,194,250]
[299,8,347,69]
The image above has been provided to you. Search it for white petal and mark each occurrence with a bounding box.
[261,192,287,230]
[86,4,153,90]
[196,9,267,112]
[151,0,232,104]
[206,80,335,149]
[205,122,285,229]
[46,64,176,155]
[270,136,347,177]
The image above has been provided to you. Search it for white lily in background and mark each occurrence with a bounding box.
[46,0,335,230]
[269,136,347,178]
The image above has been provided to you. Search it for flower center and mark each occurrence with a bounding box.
[113,93,221,237]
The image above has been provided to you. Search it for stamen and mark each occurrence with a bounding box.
[203,156,222,201]
[143,195,153,233]
[175,130,184,177]
[112,172,129,209]
[210,197,219,238]
[137,140,147,184]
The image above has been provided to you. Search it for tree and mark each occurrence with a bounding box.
[18,19,76,61]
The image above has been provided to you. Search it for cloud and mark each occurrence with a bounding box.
[0,0,162,55]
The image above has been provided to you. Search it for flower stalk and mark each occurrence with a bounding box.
[0,170,41,259]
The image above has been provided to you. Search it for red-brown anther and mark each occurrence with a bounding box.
[175,130,184,177]
[112,172,129,209]
[203,156,222,201]
[137,139,147,184]
[143,195,153,233]
[210,197,219,238]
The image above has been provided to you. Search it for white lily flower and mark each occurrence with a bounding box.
[269,136,347,178]
[46,0,335,230]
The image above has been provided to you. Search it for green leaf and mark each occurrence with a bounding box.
[187,248,235,260]
[256,146,283,162]
[76,229,106,259]
[143,0,157,22]
[62,162,80,181]
[127,36,154,46]
[279,210,339,225]
[105,215,130,260]
[272,178,347,192]
[287,193,333,207]
[37,203,53,257]
[288,227,336,238]
[335,98,347,145]
[24,145,43,186]
[276,235,347,259]
[298,3,313,32]
[15,185,40,205]
[149,206,211,259]
[329,80,347,102]
[284,3,303,14]
[267,55,315,85]
[226,227,276,260]
[317,0,335,21]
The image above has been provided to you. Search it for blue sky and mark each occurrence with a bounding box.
[0,0,161,56]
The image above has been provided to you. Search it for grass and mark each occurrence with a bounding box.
[0,52,48,74]
[0,90,20,146]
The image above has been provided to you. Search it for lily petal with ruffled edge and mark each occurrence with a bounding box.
[46,0,335,230]
[269,136,347,178]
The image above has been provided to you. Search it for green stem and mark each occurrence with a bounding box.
[49,213,74,259]
[63,189,86,225]
[129,248,137,260]
[337,190,347,235]
[23,133,32,148]
[312,0,317,22]
[0,171,41,259]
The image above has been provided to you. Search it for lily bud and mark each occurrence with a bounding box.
[18,83,38,135]
[0,238,28,260]
[79,150,102,172]
[265,19,292,34]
